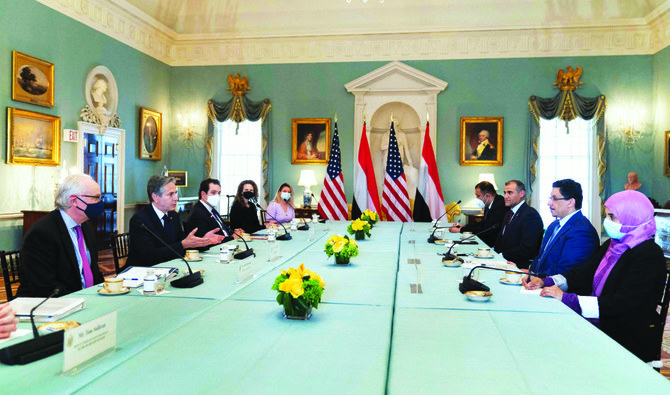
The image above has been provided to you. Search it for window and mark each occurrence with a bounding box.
[532,117,600,233]
[213,119,264,213]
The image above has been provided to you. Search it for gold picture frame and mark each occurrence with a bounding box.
[291,118,331,165]
[12,51,55,108]
[6,107,60,166]
[665,131,670,176]
[460,117,503,166]
[139,107,162,160]
[167,171,188,187]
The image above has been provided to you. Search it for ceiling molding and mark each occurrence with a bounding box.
[38,0,670,67]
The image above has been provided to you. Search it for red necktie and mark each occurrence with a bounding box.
[503,211,514,234]
[74,225,94,288]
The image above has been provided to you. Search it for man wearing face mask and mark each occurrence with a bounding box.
[449,181,508,247]
[16,174,105,297]
[186,178,235,243]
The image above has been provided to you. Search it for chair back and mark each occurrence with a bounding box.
[445,202,462,223]
[0,250,21,301]
[111,232,130,274]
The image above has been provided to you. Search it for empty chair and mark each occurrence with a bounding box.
[111,232,130,274]
[0,250,21,301]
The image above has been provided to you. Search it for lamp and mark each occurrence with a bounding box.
[298,170,317,208]
[478,173,498,190]
[177,113,198,147]
[618,118,643,147]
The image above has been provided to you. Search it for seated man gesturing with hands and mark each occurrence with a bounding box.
[523,190,666,362]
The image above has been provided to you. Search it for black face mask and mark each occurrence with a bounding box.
[242,191,254,199]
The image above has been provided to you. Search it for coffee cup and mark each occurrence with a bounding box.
[461,232,473,239]
[103,277,124,293]
[476,248,491,257]
[434,228,443,239]
[185,250,200,260]
[463,266,479,280]
[505,271,522,283]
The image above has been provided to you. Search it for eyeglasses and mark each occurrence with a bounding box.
[548,196,570,202]
[78,194,102,202]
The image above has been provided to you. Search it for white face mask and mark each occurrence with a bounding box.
[474,198,486,209]
[207,194,220,208]
[281,192,291,201]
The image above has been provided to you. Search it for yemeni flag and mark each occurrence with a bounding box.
[352,120,381,220]
[413,120,446,221]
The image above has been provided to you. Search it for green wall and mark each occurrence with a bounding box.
[0,0,171,250]
[2,0,669,252]
[169,55,661,208]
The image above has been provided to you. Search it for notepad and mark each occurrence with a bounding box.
[10,297,86,322]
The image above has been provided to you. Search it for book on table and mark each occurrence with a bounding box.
[10,297,86,322]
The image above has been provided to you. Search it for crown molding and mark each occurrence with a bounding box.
[37,0,670,66]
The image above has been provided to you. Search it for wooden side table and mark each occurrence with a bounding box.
[295,207,319,219]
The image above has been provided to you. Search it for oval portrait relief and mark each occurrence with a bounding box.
[85,65,118,116]
[17,65,49,96]
[143,116,158,154]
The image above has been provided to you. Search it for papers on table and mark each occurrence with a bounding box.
[519,288,542,295]
[10,297,86,322]
[117,266,178,288]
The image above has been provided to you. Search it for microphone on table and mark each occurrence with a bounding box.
[250,198,292,240]
[309,192,326,223]
[286,200,308,231]
[459,265,545,294]
[140,222,203,288]
[443,223,500,260]
[428,200,461,243]
[0,289,62,365]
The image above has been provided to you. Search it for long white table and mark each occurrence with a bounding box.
[1,221,668,394]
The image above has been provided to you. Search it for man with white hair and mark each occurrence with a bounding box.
[470,129,496,161]
[17,174,105,297]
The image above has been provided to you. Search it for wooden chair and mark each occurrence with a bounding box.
[0,250,21,301]
[111,232,130,274]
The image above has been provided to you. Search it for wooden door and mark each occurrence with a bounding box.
[83,133,118,249]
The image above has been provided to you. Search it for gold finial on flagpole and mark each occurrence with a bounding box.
[363,113,366,122]
[334,113,338,123]
[427,112,429,122]
[390,112,394,126]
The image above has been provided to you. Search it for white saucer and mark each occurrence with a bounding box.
[499,277,523,286]
[474,254,494,259]
[185,257,203,261]
[442,259,463,267]
[98,287,130,296]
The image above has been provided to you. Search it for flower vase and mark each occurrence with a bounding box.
[282,299,313,320]
[355,232,365,241]
[334,254,350,265]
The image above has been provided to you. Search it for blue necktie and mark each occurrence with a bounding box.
[537,223,561,263]
[163,214,172,242]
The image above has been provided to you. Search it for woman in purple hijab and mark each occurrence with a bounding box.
[524,190,666,362]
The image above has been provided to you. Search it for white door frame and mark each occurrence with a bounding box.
[76,121,126,233]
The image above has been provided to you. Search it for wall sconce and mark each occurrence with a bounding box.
[177,113,198,147]
[617,108,644,147]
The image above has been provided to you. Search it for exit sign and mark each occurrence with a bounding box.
[63,129,79,142]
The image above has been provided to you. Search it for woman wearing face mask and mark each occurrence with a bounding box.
[229,180,265,234]
[266,183,295,225]
[524,190,666,362]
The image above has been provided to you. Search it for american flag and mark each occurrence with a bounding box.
[382,121,412,222]
[318,121,347,220]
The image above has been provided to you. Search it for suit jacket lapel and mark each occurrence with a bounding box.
[55,211,80,273]
[146,205,169,240]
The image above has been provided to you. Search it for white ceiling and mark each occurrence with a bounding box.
[121,0,669,38]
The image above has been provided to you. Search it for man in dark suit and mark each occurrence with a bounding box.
[17,174,105,297]
[185,178,234,242]
[124,176,224,269]
[530,179,599,276]
[494,180,544,269]
[449,181,508,247]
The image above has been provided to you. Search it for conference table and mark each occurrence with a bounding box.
[1,222,668,394]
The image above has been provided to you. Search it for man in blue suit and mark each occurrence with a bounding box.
[124,176,224,269]
[530,179,599,276]
[494,180,544,269]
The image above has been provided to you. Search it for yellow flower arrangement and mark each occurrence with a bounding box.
[347,218,372,240]
[324,234,359,264]
[272,263,325,318]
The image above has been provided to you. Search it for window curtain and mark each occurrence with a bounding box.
[206,95,271,202]
[527,91,607,203]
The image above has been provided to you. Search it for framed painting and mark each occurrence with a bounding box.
[139,107,162,160]
[167,171,188,187]
[665,131,670,176]
[291,118,331,165]
[12,51,55,108]
[6,107,60,166]
[460,117,503,166]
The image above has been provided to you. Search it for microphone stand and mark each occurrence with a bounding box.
[140,222,203,288]
[459,265,544,294]
[286,200,308,230]
[0,289,63,365]
[251,198,292,240]
[443,224,500,260]
[427,200,461,243]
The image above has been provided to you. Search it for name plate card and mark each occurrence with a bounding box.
[62,312,117,373]
[235,256,256,284]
